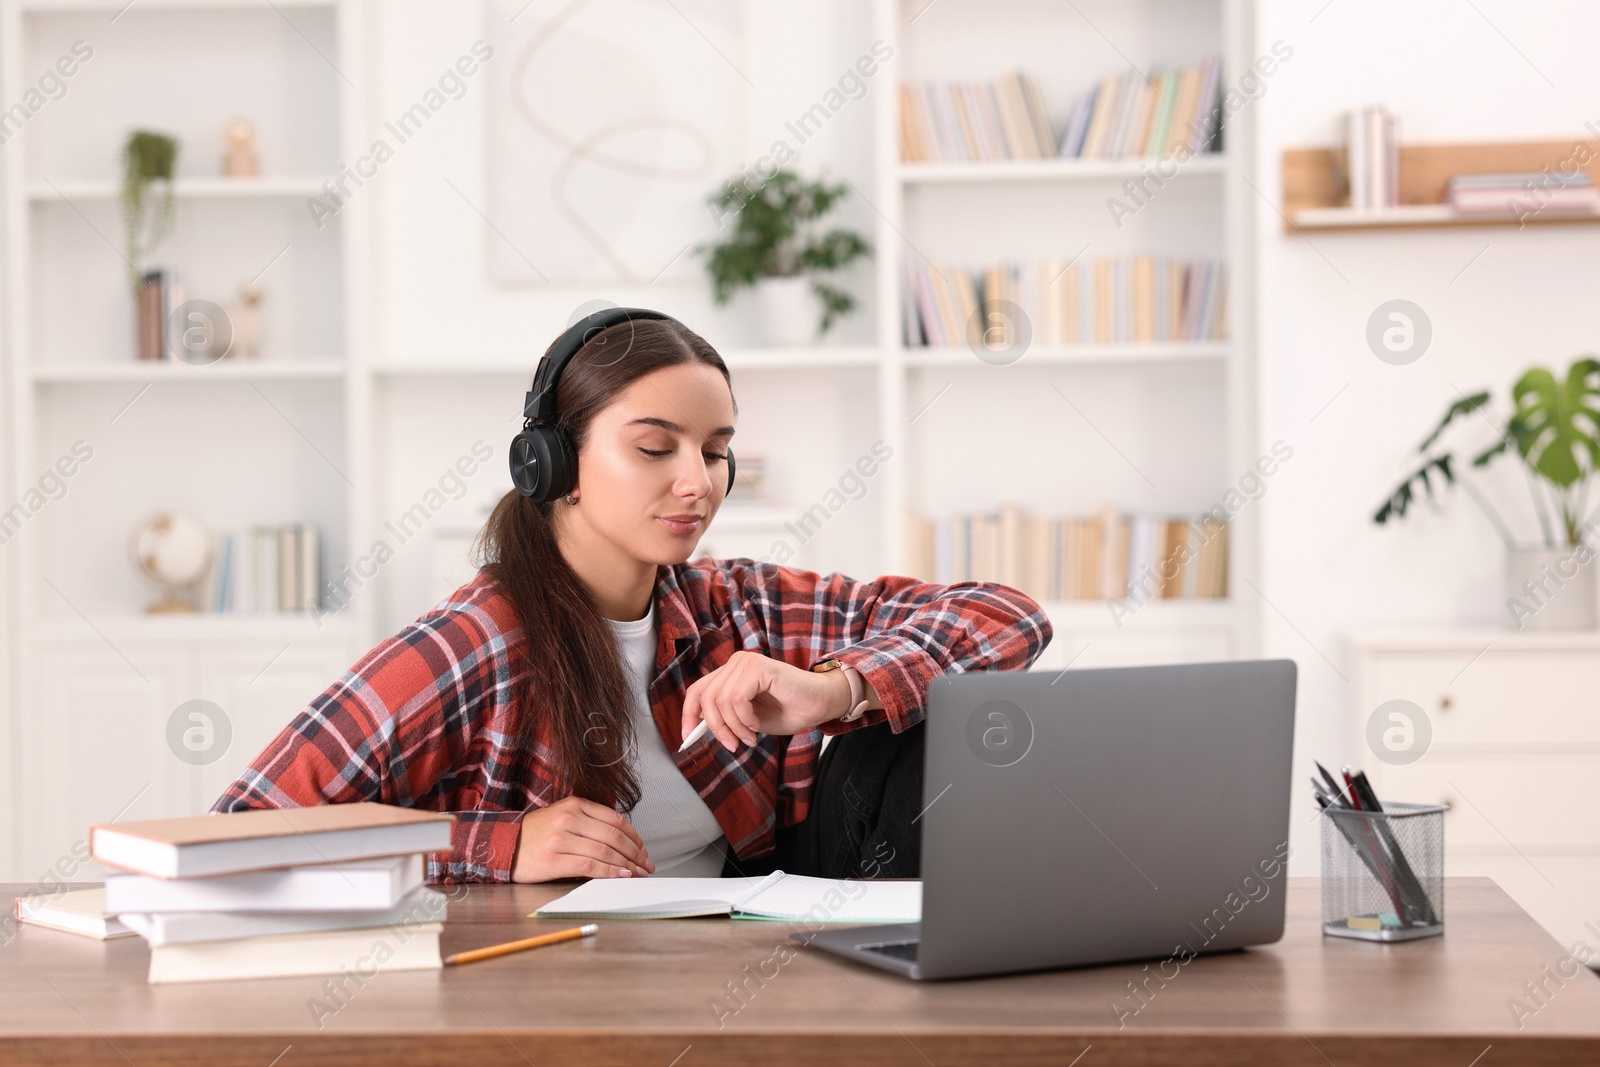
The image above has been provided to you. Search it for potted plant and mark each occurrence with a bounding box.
[696,168,871,345]
[121,129,179,293]
[1373,356,1600,630]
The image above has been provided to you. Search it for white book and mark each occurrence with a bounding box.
[13,887,137,940]
[297,522,319,613]
[148,921,443,984]
[232,527,255,612]
[536,870,920,923]
[104,854,425,914]
[120,885,447,946]
[251,526,278,611]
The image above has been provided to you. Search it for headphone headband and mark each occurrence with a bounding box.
[524,306,672,425]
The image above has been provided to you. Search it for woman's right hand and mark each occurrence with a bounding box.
[510,796,655,883]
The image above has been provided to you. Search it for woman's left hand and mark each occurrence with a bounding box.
[680,651,850,752]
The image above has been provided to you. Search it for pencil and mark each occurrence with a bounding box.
[442,923,598,966]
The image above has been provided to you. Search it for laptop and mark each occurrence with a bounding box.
[794,658,1297,980]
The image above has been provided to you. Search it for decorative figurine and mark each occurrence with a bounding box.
[222,117,259,178]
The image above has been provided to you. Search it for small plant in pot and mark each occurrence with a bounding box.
[1373,356,1600,630]
[696,168,871,346]
[121,129,179,293]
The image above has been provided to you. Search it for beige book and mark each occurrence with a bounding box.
[90,802,455,880]
[1083,518,1104,599]
[994,71,1042,159]
[952,266,983,348]
[148,922,443,984]
[1165,67,1201,156]
[1024,515,1053,603]
[905,512,936,580]
[949,84,983,161]
[1133,257,1156,343]
[998,503,1023,588]
[1093,260,1114,344]
[1081,75,1120,158]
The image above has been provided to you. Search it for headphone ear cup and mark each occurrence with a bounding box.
[725,447,736,498]
[509,425,576,502]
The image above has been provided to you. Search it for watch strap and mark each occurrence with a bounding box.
[837,662,870,722]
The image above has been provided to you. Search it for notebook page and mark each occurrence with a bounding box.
[738,875,921,923]
[533,876,768,918]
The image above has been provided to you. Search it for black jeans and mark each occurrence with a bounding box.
[721,718,924,880]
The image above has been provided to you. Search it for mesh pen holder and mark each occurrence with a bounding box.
[1320,801,1445,942]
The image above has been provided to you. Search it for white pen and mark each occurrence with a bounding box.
[677,719,711,753]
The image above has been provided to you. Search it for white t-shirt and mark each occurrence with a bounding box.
[606,598,728,877]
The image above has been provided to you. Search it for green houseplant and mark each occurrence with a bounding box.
[1373,356,1600,629]
[695,169,871,345]
[121,129,179,293]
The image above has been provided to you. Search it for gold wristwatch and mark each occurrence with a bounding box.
[812,658,871,722]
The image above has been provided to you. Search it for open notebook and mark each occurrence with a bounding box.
[533,870,920,922]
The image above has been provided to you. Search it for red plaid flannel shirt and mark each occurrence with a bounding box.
[210,557,1053,883]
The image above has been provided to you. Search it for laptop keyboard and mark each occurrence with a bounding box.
[863,940,920,961]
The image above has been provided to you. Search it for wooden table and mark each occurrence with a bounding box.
[3,877,1598,1066]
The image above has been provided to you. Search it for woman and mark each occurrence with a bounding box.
[211,309,1053,884]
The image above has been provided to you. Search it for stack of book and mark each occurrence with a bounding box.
[905,256,1227,348]
[899,70,1055,162]
[905,504,1229,603]
[898,59,1222,164]
[197,521,321,613]
[1058,57,1222,160]
[1447,171,1600,219]
[87,802,454,984]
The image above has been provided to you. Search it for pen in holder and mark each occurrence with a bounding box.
[1320,800,1445,942]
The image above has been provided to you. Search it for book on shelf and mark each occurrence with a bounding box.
[135,269,188,362]
[1446,171,1600,217]
[77,802,453,984]
[1342,106,1399,210]
[196,521,322,614]
[900,58,1222,164]
[905,504,1229,604]
[904,256,1227,348]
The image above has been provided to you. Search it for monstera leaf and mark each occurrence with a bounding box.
[1508,358,1600,489]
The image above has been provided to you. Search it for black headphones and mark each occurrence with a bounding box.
[509,306,736,503]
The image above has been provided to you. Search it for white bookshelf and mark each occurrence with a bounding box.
[0,0,373,880]
[869,0,1259,665]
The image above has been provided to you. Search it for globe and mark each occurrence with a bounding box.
[132,512,214,613]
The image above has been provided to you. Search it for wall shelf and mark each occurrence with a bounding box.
[27,177,329,202]
[899,153,1227,185]
[372,346,882,377]
[31,361,345,383]
[37,611,358,642]
[903,342,1230,367]
[1281,139,1600,232]
[22,0,332,10]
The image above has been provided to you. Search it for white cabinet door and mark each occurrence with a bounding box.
[194,641,359,813]
[23,645,194,882]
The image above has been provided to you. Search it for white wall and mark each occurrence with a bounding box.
[361,0,889,634]
[1251,0,1600,868]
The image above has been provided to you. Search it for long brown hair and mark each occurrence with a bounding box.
[473,317,735,812]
